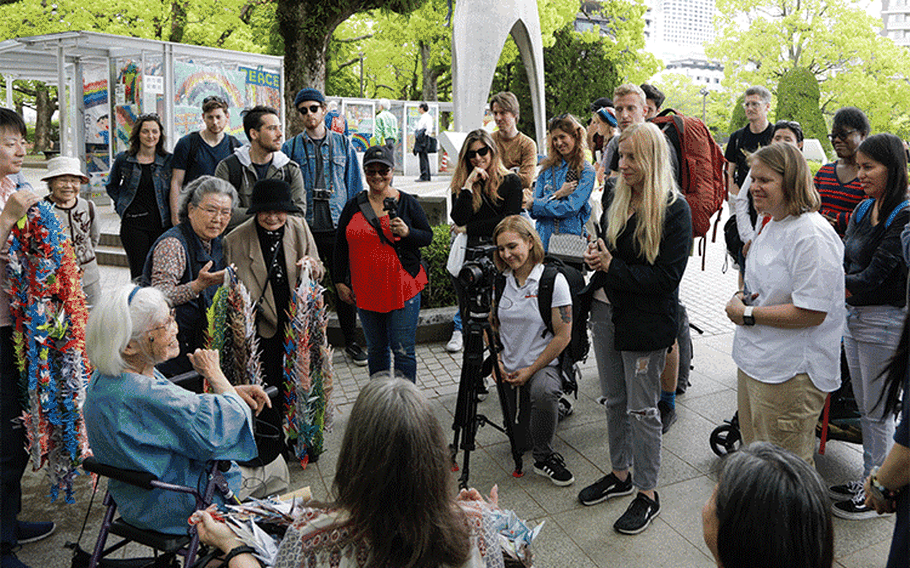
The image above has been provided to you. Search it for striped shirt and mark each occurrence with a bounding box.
[813,162,864,238]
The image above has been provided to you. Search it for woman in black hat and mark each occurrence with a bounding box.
[334,145,432,382]
[224,178,323,465]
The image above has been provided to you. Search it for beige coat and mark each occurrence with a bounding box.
[224,215,321,338]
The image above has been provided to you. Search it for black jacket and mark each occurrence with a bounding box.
[844,203,909,308]
[334,190,432,287]
[591,191,692,351]
[450,173,523,246]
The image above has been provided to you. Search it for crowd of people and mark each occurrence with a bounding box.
[0,74,908,568]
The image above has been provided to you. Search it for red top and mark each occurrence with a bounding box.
[346,212,427,313]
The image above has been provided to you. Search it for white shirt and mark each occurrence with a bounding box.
[734,172,758,243]
[498,263,571,373]
[733,212,845,392]
[416,111,435,136]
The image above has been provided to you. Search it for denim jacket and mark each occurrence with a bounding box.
[282,131,363,228]
[106,151,172,227]
[530,159,595,252]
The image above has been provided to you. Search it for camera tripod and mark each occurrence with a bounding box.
[450,302,524,490]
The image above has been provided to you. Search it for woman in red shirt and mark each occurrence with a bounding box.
[334,146,432,382]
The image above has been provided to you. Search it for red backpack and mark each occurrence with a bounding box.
[651,109,726,241]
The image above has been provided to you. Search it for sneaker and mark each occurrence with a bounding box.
[579,472,634,505]
[446,330,463,353]
[658,400,677,434]
[16,521,54,544]
[533,452,575,486]
[832,490,885,520]
[475,380,488,402]
[345,343,368,367]
[829,480,864,500]
[614,492,661,534]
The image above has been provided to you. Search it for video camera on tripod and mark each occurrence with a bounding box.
[450,244,524,489]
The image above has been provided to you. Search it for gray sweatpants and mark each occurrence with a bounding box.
[589,301,665,491]
[503,366,563,463]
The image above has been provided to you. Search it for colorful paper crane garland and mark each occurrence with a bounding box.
[283,267,334,468]
[6,202,91,503]
[205,267,263,389]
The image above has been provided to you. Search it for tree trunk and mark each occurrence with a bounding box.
[34,85,55,152]
[169,0,188,44]
[277,0,351,136]
[419,40,438,101]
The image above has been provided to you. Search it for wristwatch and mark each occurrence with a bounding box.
[869,467,897,502]
[742,306,755,326]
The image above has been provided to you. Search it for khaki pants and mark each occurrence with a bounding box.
[237,454,290,500]
[737,369,827,465]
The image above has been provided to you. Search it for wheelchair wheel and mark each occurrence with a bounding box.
[710,424,742,456]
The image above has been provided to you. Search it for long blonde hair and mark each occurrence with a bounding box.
[450,129,509,212]
[604,122,678,264]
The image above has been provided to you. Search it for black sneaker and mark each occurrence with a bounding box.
[614,492,660,534]
[658,400,677,434]
[578,472,634,505]
[533,452,575,486]
[345,343,368,367]
[832,490,885,520]
[829,480,864,500]
[17,520,55,544]
[557,394,574,421]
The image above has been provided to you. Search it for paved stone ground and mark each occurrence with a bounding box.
[12,166,895,567]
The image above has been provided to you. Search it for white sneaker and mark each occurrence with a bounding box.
[446,330,463,352]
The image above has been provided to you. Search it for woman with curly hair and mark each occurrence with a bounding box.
[523,114,595,269]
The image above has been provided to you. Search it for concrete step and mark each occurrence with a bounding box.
[96,245,129,267]
[99,232,120,247]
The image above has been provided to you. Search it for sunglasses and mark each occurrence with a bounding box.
[828,129,858,141]
[203,95,227,106]
[365,166,391,176]
[137,113,160,122]
[297,104,323,115]
[548,113,570,129]
[465,146,490,160]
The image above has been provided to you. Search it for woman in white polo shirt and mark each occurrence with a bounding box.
[492,215,574,487]
[725,142,845,465]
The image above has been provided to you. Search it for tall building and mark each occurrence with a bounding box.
[882,0,910,47]
[656,0,716,49]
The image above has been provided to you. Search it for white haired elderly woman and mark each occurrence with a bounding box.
[84,285,269,535]
[141,175,237,376]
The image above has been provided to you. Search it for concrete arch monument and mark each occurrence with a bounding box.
[451,0,546,148]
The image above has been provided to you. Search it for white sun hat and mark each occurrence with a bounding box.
[41,156,89,184]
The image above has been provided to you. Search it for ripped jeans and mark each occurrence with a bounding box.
[589,301,665,491]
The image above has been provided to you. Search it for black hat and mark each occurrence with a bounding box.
[363,145,394,169]
[589,97,613,112]
[246,179,303,215]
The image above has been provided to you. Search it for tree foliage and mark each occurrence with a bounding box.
[651,74,731,137]
[776,67,831,154]
[707,0,910,138]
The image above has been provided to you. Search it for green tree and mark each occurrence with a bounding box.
[651,74,731,137]
[708,0,910,138]
[776,67,831,154]
[728,95,746,134]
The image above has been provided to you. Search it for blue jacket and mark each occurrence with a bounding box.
[282,131,363,229]
[530,160,595,252]
[105,151,172,227]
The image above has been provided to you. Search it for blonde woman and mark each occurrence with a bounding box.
[580,122,692,534]
[446,129,523,353]
[724,143,844,466]
[523,114,595,268]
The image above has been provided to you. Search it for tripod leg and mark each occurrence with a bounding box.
[451,318,485,485]
[486,327,523,477]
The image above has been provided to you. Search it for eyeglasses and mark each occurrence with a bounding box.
[137,113,160,121]
[148,309,177,335]
[196,205,233,219]
[828,129,858,141]
[365,166,391,177]
[742,102,765,109]
[465,146,490,160]
[203,95,227,106]
[297,104,322,115]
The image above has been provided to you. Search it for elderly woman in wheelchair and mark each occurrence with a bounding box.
[84,285,270,536]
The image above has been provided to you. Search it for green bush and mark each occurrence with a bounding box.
[728,94,747,134]
[421,225,457,309]
[776,67,832,156]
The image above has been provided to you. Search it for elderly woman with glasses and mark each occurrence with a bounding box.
[334,146,432,382]
[84,285,269,536]
[141,175,237,376]
[106,112,173,279]
[814,107,871,237]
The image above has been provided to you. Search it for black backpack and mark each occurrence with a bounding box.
[494,256,591,396]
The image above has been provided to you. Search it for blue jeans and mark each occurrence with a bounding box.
[358,293,421,382]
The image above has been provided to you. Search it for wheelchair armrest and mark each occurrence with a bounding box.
[82,457,159,490]
[169,370,203,393]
